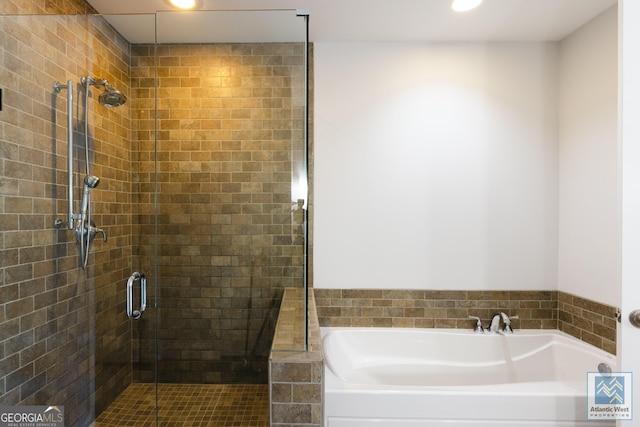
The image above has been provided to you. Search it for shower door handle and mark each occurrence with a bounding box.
[126,272,146,319]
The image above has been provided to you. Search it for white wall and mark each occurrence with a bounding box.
[314,42,559,290]
[558,6,619,306]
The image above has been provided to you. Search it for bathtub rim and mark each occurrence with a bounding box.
[321,326,617,393]
[322,327,619,425]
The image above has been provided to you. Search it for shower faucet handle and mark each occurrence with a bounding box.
[91,226,107,242]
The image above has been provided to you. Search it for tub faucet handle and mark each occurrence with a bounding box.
[468,315,484,333]
[503,314,519,333]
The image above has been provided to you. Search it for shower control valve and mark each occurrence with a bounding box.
[74,221,107,243]
[91,226,107,242]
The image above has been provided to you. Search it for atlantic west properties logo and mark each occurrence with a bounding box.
[587,372,633,420]
[0,405,64,427]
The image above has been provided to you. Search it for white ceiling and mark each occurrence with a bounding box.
[86,0,617,43]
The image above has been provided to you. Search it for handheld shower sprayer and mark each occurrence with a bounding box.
[76,175,105,268]
[81,175,100,216]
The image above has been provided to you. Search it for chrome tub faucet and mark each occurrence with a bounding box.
[469,313,519,333]
[488,312,519,333]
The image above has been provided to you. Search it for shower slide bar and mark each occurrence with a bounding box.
[54,77,113,269]
[53,80,76,229]
[126,272,147,320]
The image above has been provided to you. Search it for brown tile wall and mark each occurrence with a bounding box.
[131,42,307,383]
[314,289,618,354]
[1,7,133,427]
[1,0,95,15]
[558,292,617,354]
[270,288,323,427]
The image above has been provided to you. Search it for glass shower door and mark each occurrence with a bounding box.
[148,7,308,379]
[0,12,149,427]
[135,8,310,425]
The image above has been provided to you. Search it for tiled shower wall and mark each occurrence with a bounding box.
[0,0,93,14]
[131,42,307,383]
[1,2,134,426]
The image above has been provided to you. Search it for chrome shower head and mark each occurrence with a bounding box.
[99,84,127,108]
[82,76,126,108]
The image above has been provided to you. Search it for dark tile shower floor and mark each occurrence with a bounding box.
[92,383,269,427]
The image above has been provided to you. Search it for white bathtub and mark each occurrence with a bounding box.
[322,327,617,427]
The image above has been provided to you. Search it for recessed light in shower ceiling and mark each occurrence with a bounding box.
[451,0,482,12]
[168,0,196,9]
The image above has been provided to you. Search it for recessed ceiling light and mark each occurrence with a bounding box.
[169,0,196,9]
[451,0,482,12]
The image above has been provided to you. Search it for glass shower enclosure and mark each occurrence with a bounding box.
[136,9,310,385]
[0,8,309,426]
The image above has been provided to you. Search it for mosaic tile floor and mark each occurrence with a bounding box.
[92,383,269,427]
